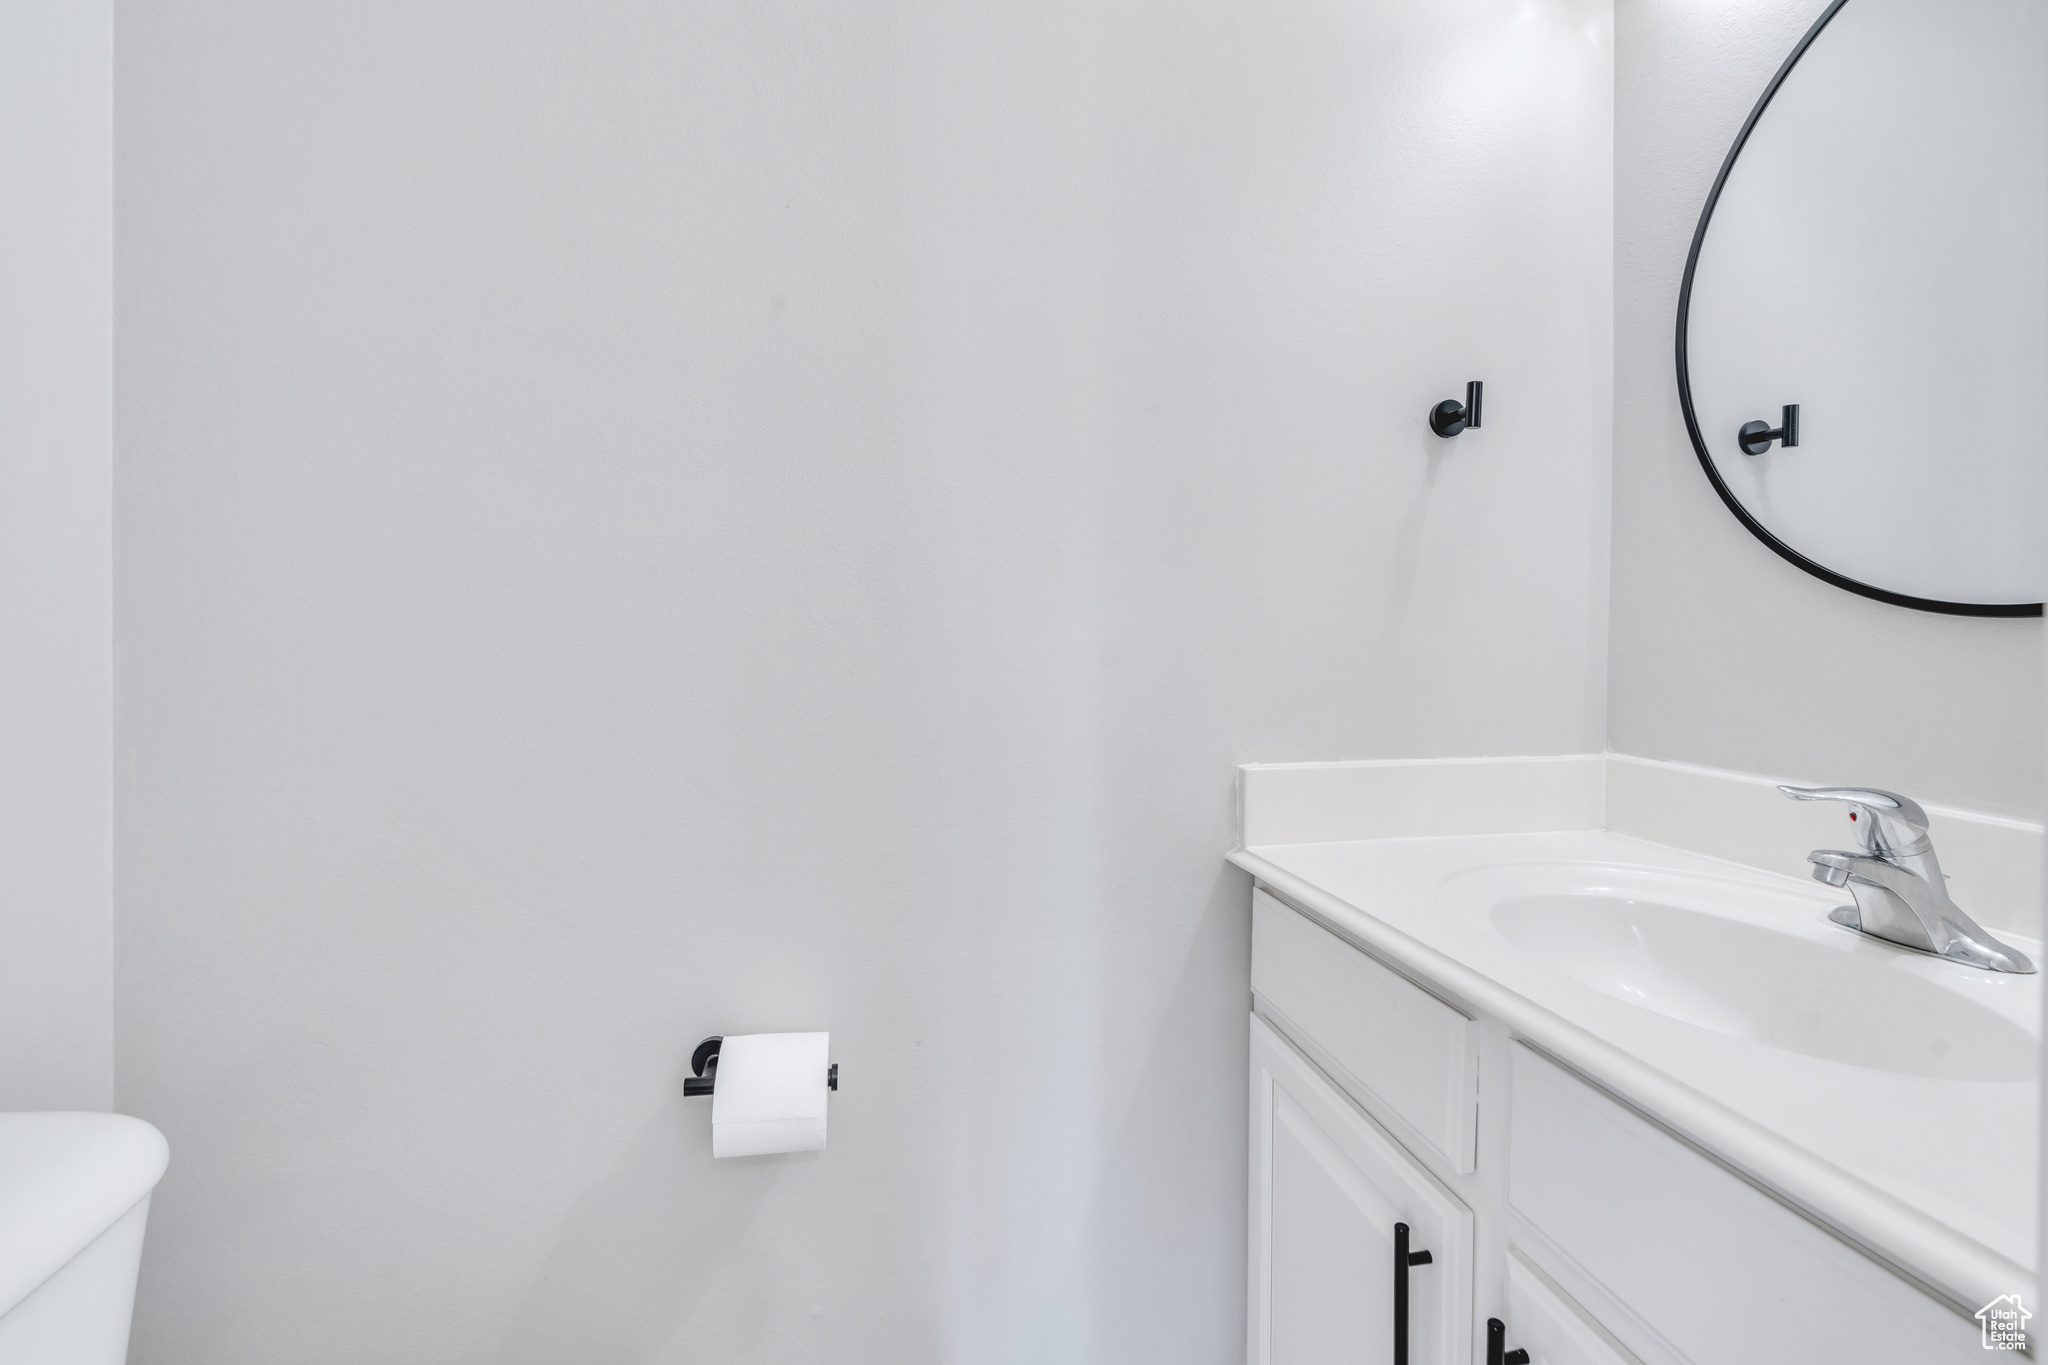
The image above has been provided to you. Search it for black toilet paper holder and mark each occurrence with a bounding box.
[682,1036,838,1097]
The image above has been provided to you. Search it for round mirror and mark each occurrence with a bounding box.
[1678,0,2048,616]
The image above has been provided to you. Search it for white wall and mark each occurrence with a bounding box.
[0,0,114,1111]
[1610,0,2044,818]
[113,0,1610,1360]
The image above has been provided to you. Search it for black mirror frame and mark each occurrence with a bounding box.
[1673,0,2043,618]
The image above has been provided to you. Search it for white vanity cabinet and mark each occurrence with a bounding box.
[1500,1254,1632,1365]
[1251,892,1480,1174]
[1506,1045,1983,1365]
[1248,887,1992,1365]
[1249,1014,1473,1365]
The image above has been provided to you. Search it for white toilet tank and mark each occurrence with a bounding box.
[0,1114,168,1365]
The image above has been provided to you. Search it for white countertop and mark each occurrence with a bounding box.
[1230,828,2039,1317]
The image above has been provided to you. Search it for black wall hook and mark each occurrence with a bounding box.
[1429,381,1483,437]
[682,1036,838,1096]
[1738,403,1799,455]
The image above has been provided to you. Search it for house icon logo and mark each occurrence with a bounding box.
[1977,1294,2030,1351]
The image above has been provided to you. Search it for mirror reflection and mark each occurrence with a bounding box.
[1680,0,2048,615]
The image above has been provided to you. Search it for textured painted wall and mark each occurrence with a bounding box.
[1609,0,2044,817]
[114,1,1611,1359]
[0,0,114,1111]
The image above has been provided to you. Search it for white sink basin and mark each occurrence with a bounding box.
[1488,885,2036,1082]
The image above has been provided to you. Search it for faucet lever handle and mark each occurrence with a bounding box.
[1779,785,1930,855]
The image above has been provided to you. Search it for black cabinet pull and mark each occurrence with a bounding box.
[1392,1222,1434,1365]
[1486,1316,1531,1365]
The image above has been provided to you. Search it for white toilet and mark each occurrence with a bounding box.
[0,1114,168,1364]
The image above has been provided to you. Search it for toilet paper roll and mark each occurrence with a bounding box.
[710,1032,830,1159]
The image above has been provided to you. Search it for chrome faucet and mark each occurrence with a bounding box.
[1780,786,2033,974]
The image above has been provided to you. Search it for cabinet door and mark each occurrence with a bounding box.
[1501,1252,1635,1365]
[1507,1044,1984,1365]
[1250,1013,1473,1365]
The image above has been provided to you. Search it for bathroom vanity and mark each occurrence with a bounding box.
[1235,756,2040,1364]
